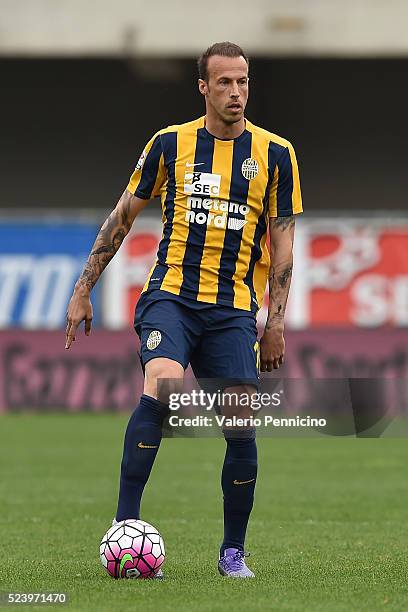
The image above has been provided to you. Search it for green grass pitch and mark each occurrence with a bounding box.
[1,414,408,611]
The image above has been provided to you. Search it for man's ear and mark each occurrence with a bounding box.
[198,78,208,96]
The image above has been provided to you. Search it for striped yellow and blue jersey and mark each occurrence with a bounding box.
[127,116,302,313]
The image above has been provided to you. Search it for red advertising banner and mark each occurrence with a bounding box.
[288,218,408,328]
[1,329,407,412]
[100,217,408,330]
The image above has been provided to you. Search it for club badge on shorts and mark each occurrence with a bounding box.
[146,330,162,350]
[241,158,259,180]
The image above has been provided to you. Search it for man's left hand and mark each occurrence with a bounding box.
[260,325,285,371]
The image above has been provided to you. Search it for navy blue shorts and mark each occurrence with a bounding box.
[134,289,259,387]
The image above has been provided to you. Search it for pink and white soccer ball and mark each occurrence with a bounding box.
[100,519,165,579]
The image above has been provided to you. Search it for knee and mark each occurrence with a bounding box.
[144,358,184,401]
[221,385,258,420]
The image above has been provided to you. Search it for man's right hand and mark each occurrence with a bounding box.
[65,286,93,349]
[64,191,148,350]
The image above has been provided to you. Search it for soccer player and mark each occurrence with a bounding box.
[66,41,302,578]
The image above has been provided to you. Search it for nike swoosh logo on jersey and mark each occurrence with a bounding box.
[137,442,159,449]
[233,478,255,485]
[185,162,205,167]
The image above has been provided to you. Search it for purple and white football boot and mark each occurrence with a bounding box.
[218,548,255,578]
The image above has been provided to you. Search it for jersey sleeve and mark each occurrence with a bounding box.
[127,132,166,200]
[268,142,303,217]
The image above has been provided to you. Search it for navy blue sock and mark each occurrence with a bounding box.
[116,394,169,521]
[220,435,258,556]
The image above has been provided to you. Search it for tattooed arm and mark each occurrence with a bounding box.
[65,190,149,349]
[259,215,295,371]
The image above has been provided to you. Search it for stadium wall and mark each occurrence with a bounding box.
[3,0,408,56]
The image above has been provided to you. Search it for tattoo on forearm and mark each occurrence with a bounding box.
[278,264,293,289]
[76,198,132,291]
[266,215,295,329]
[266,261,293,329]
[270,216,295,231]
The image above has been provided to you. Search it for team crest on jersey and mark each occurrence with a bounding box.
[146,330,162,350]
[135,149,147,171]
[241,158,259,180]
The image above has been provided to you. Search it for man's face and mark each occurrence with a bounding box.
[199,55,249,125]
